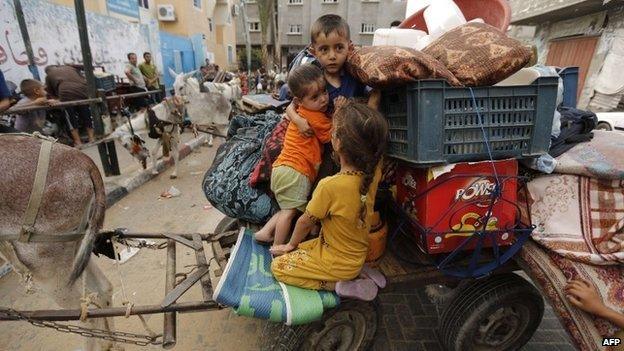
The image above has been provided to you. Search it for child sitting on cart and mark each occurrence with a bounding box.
[270,101,388,301]
[254,64,332,246]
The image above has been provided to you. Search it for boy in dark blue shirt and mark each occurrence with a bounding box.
[286,15,380,131]
[285,15,380,181]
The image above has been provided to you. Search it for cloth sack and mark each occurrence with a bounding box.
[249,119,290,189]
[203,112,281,223]
[423,22,532,86]
[345,46,461,89]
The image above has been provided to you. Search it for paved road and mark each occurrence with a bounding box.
[373,280,575,351]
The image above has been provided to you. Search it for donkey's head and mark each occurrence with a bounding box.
[169,68,200,100]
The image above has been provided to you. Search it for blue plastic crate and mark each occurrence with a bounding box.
[556,66,579,108]
[380,77,559,166]
[95,75,116,91]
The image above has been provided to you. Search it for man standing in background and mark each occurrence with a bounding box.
[139,52,162,102]
[124,52,150,109]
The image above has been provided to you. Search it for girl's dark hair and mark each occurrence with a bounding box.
[287,63,324,99]
[333,101,388,227]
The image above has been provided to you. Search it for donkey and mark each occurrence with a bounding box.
[112,70,231,179]
[0,134,116,351]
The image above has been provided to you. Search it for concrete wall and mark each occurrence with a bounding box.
[514,5,624,110]
[236,2,263,46]
[0,0,151,86]
[214,1,239,70]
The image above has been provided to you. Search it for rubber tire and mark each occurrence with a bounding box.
[439,273,544,351]
[214,216,241,249]
[261,299,379,351]
[596,122,612,131]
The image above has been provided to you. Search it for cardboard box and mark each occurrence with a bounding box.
[396,159,519,254]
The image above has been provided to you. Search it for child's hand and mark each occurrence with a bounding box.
[270,243,296,256]
[33,97,48,105]
[334,96,348,111]
[565,279,608,316]
[47,99,60,106]
[286,103,314,137]
[367,89,381,111]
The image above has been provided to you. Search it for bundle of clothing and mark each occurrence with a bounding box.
[202,112,281,223]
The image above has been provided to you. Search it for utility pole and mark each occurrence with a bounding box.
[74,0,120,176]
[241,1,252,74]
[13,0,40,80]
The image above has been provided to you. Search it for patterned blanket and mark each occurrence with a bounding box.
[517,240,624,350]
[213,228,339,325]
[555,130,624,180]
[528,174,624,265]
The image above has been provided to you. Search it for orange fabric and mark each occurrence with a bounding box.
[273,106,331,182]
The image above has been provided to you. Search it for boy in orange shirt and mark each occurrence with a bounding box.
[255,64,331,246]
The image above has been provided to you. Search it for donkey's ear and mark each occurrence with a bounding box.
[168,67,179,78]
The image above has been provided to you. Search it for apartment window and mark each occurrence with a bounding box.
[244,0,257,3]
[288,0,303,4]
[193,0,201,9]
[322,0,338,3]
[288,24,302,34]
[137,0,148,9]
[228,45,234,64]
[361,23,376,34]
[249,21,260,32]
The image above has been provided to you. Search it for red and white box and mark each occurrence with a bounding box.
[396,159,519,254]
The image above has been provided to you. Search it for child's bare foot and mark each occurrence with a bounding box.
[254,229,273,245]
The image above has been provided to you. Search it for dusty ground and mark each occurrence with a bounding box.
[0,140,263,351]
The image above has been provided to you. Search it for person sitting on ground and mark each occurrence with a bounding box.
[270,101,388,301]
[14,79,59,133]
[254,64,332,247]
[44,65,95,144]
[566,279,624,350]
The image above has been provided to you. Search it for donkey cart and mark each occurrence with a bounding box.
[0,210,548,351]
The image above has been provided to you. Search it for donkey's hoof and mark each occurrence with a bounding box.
[170,174,178,179]
[151,170,159,175]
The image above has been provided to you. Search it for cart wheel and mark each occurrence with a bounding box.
[424,282,467,306]
[261,299,379,351]
[439,273,544,351]
[214,216,241,249]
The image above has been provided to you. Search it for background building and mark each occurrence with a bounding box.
[0,0,238,90]
[508,0,624,111]
[236,0,407,69]
[276,0,406,67]
[235,0,275,71]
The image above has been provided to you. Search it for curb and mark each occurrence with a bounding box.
[105,135,207,207]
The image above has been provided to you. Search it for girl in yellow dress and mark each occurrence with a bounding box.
[270,101,388,301]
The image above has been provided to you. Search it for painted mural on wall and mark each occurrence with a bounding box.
[0,0,150,87]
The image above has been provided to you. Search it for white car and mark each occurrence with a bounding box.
[595,112,624,131]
